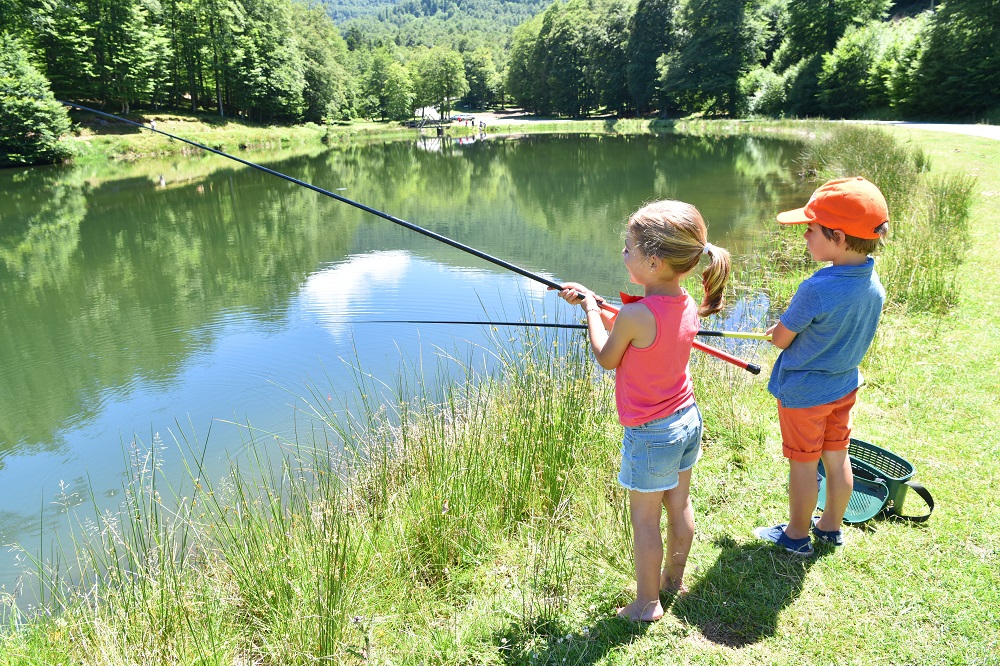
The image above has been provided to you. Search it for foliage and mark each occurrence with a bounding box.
[782,53,824,117]
[413,45,468,118]
[541,0,600,117]
[780,0,891,65]
[462,46,497,108]
[293,2,355,122]
[591,0,633,115]
[659,0,767,116]
[362,48,414,120]
[505,0,640,118]
[742,66,786,116]
[4,0,998,140]
[506,14,543,111]
[765,0,891,116]
[228,0,308,122]
[815,15,929,119]
[329,0,548,50]
[817,23,890,118]
[0,33,72,166]
[884,12,930,113]
[6,0,357,122]
[30,0,97,100]
[498,0,993,120]
[626,0,677,114]
[907,0,1000,119]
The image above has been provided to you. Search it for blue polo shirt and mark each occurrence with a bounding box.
[768,258,885,409]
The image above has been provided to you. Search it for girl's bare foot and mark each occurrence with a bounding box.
[616,599,664,622]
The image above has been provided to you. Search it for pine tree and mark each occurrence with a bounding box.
[0,33,73,166]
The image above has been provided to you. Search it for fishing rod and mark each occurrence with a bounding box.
[60,101,761,373]
[356,320,772,341]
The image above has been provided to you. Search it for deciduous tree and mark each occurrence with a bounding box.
[626,0,676,114]
[660,0,766,116]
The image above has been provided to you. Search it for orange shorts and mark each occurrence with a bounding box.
[776,389,858,462]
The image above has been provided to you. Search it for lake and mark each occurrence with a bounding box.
[0,131,810,602]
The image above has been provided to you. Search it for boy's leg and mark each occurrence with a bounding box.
[816,448,853,531]
[618,490,666,621]
[815,391,856,532]
[661,468,694,592]
[786,459,820,540]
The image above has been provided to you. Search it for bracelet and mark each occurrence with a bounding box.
[586,308,601,314]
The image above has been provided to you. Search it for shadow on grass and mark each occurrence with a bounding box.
[672,534,832,647]
[495,609,659,665]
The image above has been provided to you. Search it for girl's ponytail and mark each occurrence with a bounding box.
[698,244,731,318]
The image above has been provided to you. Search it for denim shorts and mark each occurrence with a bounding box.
[618,403,703,493]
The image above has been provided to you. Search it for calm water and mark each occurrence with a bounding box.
[0,132,810,600]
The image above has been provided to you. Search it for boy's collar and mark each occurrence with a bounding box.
[818,257,875,273]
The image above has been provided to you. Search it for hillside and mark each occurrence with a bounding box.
[323,0,549,47]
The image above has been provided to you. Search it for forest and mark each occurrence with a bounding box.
[1,0,998,165]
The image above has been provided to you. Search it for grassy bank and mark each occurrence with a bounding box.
[65,111,443,164]
[61,109,827,165]
[61,106,845,172]
[2,124,997,664]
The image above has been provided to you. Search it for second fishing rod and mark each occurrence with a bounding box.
[61,101,761,374]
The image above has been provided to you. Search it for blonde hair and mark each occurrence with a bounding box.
[627,200,732,317]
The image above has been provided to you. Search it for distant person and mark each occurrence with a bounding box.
[150,120,156,130]
[754,177,889,556]
[556,200,732,622]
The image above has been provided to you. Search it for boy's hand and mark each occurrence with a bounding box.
[767,321,798,349]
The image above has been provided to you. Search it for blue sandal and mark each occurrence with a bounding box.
[753,524,814,556]
[811,516,844,546]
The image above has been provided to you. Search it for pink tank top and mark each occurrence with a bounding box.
[615,292,699,426]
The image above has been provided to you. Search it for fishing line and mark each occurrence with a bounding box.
[58,101,762,373]
[355,320,771,340]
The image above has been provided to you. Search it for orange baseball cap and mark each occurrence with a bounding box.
[777,176,889,239]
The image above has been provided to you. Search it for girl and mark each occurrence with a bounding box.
[558,200,731,622]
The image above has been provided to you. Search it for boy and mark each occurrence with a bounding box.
[754,176,889,556]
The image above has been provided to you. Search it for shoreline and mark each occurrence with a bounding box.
[55,113,998,171]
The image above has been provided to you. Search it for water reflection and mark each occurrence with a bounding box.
[0,132,808,598]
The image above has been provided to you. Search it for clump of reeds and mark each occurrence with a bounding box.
[2,327,625,662]
[879,172,976,314]
[787,125,976,314]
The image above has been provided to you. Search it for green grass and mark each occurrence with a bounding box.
[1,123,997,664]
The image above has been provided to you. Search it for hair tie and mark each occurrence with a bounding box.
[702,243,715,255]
